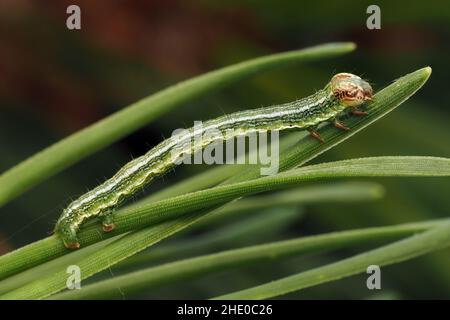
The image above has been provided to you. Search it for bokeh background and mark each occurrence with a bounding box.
[0,0,449,299]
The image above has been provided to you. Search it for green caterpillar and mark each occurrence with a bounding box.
[55,72,373,249]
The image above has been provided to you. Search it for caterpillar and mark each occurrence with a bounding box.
[55,72,373,249]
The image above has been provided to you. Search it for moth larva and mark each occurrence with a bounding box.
[55,72,373,249]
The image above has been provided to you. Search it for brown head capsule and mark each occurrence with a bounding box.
[331,73,373,107]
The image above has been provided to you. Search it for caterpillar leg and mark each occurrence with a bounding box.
[100,213,116,232]
[333,119,350,131]
[55,221,80,249]
[308,129,324,143]
[351,108,368,116]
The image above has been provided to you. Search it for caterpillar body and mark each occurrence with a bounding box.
[55,73,373,249]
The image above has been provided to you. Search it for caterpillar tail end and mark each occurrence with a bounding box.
[60,232,81,250]
[101,214,116,232]
[65,241,81,250]
[54,220,81,250]
[102,223,116,232]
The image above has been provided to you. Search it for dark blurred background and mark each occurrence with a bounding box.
[0,0,449,299]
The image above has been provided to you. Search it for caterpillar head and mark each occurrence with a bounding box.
[331,73,373,107]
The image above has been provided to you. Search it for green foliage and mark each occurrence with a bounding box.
[51,219,447,300]
[0,43,447,300]
[215,222,450,299]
